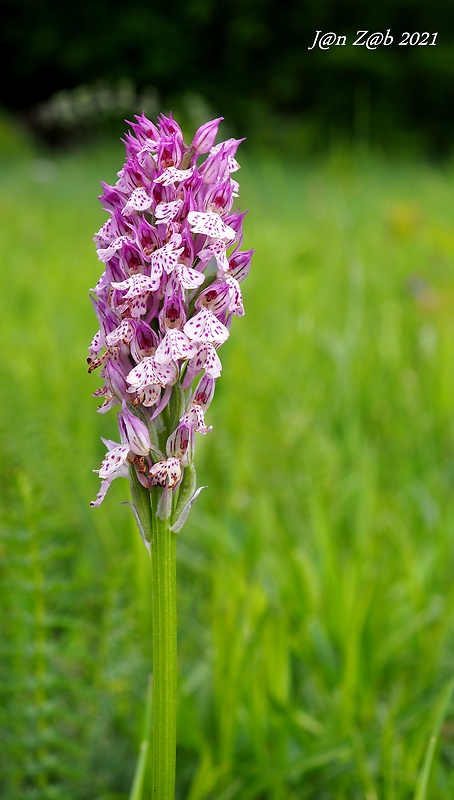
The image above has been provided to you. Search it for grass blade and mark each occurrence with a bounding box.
[414,677,454,800]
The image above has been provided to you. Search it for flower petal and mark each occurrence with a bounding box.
[151,242,184,276]
[97,235,131,262]
[97,444,130,479]
[155,329,198,364]
[174,264,205,289]
[126,357,161,390]
[149,457,181,488]
[154,167,193,185]
[187,211,235,242]
[122,187,153,215]
[106,319,136,346]
[127,356,177,392]
[112,273,160,297]
[155,200,182,223]
[141,385,162,407]
[199,239,229,272]
[183,308,229,345]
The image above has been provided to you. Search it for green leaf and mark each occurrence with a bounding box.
[414,677,454,800]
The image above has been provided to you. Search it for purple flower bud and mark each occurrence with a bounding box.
[200,144,228,184]
[157,113,184,144]
[130,320,159,362]
[192,117,223,155]
[157,135,183,170]
[118,405,151,456]
[191,374,215,411]
[228,249,255,282]
[103,352,129,403]
[203,178,234,216]
[166,422,194,467]
[136,217,160,259]
[159,293,186,331]
[196,282,231,315]
[128,113,160,145]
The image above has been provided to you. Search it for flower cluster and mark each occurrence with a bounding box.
[88,113,253,531]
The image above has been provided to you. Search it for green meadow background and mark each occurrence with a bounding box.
[2,111,454,799]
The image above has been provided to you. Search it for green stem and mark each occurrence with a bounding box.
[150,512,177,799]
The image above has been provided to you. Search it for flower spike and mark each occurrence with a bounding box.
[88,113,253,532]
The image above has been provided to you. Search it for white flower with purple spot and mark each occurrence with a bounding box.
[187,211,236,242]
[150,240,184,282]
[122,187,154,215]
[155,199,183,224]
[183,308,229,345]
[97,235,132,262]
[154,167,194,185]
[149,457,181,488]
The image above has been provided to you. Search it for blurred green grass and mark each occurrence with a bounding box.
[2,139,454,799]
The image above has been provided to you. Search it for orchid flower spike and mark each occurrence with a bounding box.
[88,113,254,538]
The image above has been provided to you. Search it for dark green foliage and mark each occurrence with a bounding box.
[1,0,454,151]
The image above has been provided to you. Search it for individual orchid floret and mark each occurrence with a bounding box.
[157,112,184,144]
[111,274,161,317]
[183,307,229,345]
[181,343,222,389]
[88,112,253,536]
[191,374,216,411]
[203,179,234,216]
[122,187,154,215]
[157,135,183,170]
[149,457,182,488]
[90,440,131,508]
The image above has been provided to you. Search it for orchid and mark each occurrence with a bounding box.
[88,112,253,530]
[87,112,253,798]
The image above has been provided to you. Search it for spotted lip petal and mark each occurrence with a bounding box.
[126,357,177,393]
[154,166,194,185]
[174,264,205,289]
[122,187,154,215]
[106,319,135,346]
[155,200,183,223]
[97,235,131,262]
[183,308,229,345]
[180,405,212,435]
[198,239,230,272]
[187,211,236,242]
[151,241,184,277]
[96,444,130,479]
[112,274,161,296]
[155,329,198,365]
[126,357,163,391]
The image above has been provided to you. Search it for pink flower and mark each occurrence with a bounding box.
[88,113,253,531]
